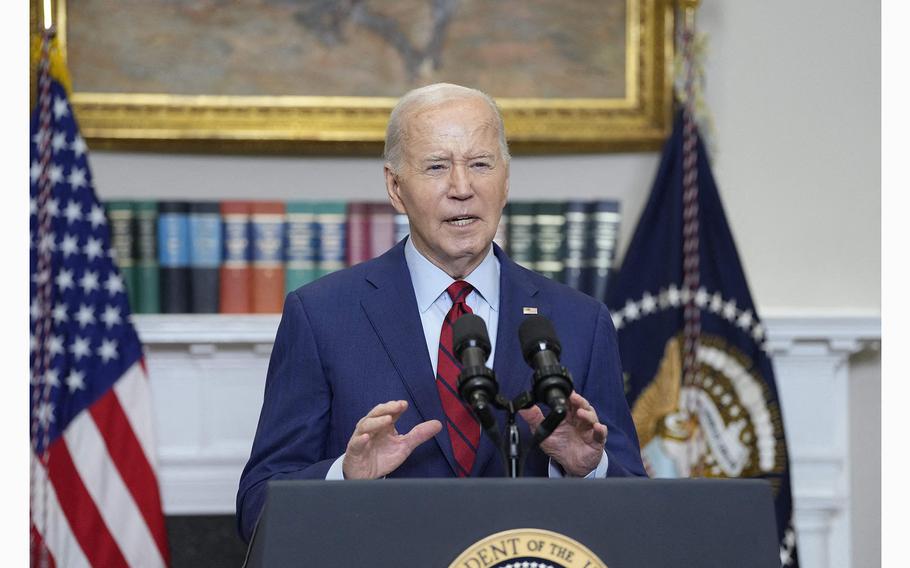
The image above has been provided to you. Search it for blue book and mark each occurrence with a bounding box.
[563,200,589,290]
[587,200,621,302]
[285,202,318,293]
[314,201,347,279]
[157,201,191,313]
[188,202,223,313]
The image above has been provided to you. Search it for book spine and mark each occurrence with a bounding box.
[506,201,535,270]
[188,202,222,313]
[250,202,286,313]
[589,200,621,302]
[533,201,567,281]
[158,201,191,313]
[134,201,160,314]
[563,200,589,290]
[368,202,397,259]
[106,200,138,311]
[285,202,318,294]
[345,202,371,266]
[220,201,252,314]
[314,201,347,279]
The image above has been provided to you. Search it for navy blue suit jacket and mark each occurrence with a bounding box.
[236,241,645,541]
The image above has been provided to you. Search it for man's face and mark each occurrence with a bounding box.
[385,96,509,278]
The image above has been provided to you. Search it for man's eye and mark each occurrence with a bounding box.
[427,164,446,171]
[471,161,491,169]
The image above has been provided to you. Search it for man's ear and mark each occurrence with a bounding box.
[384,164,407,215]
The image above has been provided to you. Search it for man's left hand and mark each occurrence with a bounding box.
[518,391,608,477]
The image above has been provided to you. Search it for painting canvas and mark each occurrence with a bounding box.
[37,0,674,153]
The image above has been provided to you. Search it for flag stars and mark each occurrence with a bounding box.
[104,273,125,296]
[84,237,104,261]
[736,310,754,330]
[70,336,91,361]
[30,298,41,321]
[48,164,64,186]
[60,234,79,257]
[48,334,65,356]
[75,304,96,328]
[722,299,738,322]
[99,339,119,363]
[35,401,56,429]
[695,287,709,308]
[66,370,86,393]
[68,167,87,191]
[55,269,74,292]
[666,284,681,307]
[101,305,122,329]
[52,304,69,326]
[640,292,657,314]
[30,161,42,184]
[63,200,83,224]
[53,96,70,119]
[30,196,38,216]
[79,270,100,294]
[46,197,60,218]
[751,324,766,342]
[38,233,56,253]
[88,205,107,228]
[44,369,61,388]
[51,131,68,153]
[622,299,640,322]
[71,135,87,157]
[33,268,51,286]
[709,292,724,314]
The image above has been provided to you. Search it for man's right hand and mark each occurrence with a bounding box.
[342,400,442,480]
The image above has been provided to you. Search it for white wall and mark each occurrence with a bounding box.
[83,0,881,564]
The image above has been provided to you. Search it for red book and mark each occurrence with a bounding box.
[368,202,397,259]
[250,201,286,313]
[220,201,252,313]
[345,202,371,266]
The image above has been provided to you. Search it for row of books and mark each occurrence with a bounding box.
[105,199,621,314]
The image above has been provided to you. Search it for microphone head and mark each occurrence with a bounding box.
[453,313,491,359]
[518,314,561,363]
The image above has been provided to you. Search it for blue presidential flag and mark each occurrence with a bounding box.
[607,110,799,566]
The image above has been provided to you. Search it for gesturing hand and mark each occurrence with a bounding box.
[518,392,608,477]
[342,400,442,480]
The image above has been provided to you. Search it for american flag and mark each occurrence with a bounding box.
[29,32,169,567]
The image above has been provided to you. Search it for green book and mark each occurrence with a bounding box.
[533,201,567,281]
[314,201,348,279]
[506,201,535,270]
[105,200,138,311]
[134,200,161,314]
[285,201,319,293]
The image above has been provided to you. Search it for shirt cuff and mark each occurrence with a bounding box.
[326,454,346,480]
[547,450,609,479]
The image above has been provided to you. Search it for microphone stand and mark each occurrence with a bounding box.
[489,391,540,478]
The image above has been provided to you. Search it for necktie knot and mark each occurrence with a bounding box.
[446,280,473,306]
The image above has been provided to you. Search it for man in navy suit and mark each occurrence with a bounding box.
[237,83,646,542]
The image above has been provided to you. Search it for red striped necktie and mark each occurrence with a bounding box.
[436,280,481,477]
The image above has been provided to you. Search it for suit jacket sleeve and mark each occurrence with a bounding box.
[583,304,647,477]
[236,291,338,542]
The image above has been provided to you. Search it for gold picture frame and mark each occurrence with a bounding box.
[32,0,675,155]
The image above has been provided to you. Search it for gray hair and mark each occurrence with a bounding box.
[383,83,511,174]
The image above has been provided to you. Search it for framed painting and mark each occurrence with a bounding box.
[32,0,675,154]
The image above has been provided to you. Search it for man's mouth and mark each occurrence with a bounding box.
[445,215,478,227]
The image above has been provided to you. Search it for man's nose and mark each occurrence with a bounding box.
[448,164,474,199]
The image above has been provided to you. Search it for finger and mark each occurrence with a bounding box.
[346,432,372,453]
[568,391,592,411]
[573,407,599,427]
[592,423,608,445]
[365,400,408,418]
[355,414,396,434]
[518,405,545,429]
[402,420,443,451]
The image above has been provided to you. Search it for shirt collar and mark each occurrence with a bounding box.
[404,237,500,314]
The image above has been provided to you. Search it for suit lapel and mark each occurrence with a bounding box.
[359,243,459,476]
[472,246,549,475]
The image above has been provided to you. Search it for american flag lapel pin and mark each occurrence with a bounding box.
[522,307,538,315]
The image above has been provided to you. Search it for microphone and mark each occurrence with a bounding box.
[518,315,574,438]
[452,314,499,433]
